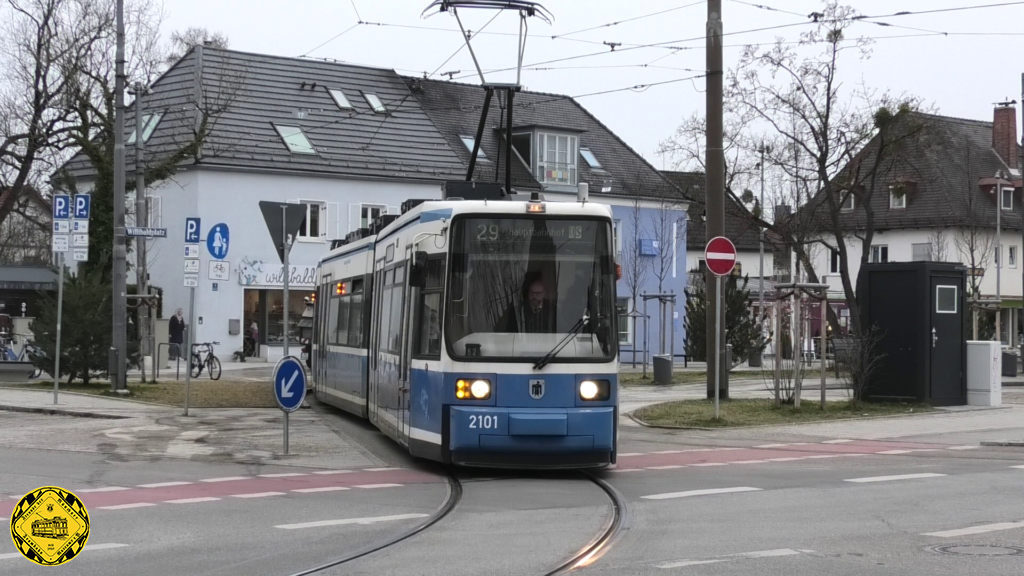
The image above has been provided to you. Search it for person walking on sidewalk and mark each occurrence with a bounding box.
[169,308,186,361]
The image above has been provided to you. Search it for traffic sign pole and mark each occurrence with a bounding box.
[705,236,737,420]
[714,274,721,420]
[273,357,307,455]
[54,253,64,405]
[183,218,200,417]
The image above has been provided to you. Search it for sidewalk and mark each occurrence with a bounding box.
[0,388,380,470]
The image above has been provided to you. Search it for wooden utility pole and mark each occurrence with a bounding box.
[706,0,726,399]
[132,82,149,382]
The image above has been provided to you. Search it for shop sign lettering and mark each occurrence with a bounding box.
[238,256,316,287]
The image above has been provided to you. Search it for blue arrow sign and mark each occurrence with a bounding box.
[273,356,307,412]
[206,223,230,260]
[73,194,91,219]
[53,195,70,220]
[185,217,201,243]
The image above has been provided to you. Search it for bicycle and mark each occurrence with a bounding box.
[1,334,44,378]
[190,341,222,380]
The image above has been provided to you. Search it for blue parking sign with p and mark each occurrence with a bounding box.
[53,195,70,220]
[73,194,91,219]
[185,218,201,243]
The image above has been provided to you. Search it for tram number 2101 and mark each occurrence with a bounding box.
[468,415,498,429]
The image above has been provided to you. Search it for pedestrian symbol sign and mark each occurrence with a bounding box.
[273,356,307,413]
[207,223,229,260]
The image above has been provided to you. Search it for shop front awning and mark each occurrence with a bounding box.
[0,266,58,291]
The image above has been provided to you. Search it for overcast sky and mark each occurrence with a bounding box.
[161,0,1024,168]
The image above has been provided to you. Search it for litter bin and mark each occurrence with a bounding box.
[653,354,673,385]
[1001,350,1017,377]
[748,347,762,368]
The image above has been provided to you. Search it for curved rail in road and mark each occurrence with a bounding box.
[543,471,630,575]
[284,469,463,576]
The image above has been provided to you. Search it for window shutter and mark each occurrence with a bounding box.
[326,202,340,239]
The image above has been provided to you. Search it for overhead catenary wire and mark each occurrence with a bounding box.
[550,1,704,40]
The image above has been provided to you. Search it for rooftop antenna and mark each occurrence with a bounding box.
[422,1,553,196]
[995,99,1018,107]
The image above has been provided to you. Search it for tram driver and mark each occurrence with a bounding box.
[495,275,555,333]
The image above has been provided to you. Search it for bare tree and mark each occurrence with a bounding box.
[953,142,994,301]
[165,26,228,65]
[929,228,949,262]
[648,196,682,293]
[0,189,49,264]
[620,198,649,367]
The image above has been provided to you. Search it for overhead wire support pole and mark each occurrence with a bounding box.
[454,9,487,84]
[505,87,514,194]
[466,87,494,179]
[705,0,726,400]
[112,0,127,392]
[132,82,149,384]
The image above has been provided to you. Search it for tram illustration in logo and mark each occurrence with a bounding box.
[9,486,90,566]
[31,516,69,539]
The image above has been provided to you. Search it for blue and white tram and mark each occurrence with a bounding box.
[312,198,619,468]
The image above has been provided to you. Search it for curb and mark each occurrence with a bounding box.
[0,404,130,420]
[627,403,1012,432]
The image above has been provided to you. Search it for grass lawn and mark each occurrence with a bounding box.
[619,371,819,386]
[633,398,933,428]
[0,380,278,408]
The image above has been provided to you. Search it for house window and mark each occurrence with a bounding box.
[274,124,316,154]
[1011,246,1018,269]
[360,204,385,229]
[830,249,840,274]
[613,219,622,259]
[889,186,906,209]
[363,93,386,113]
[1002,187,1014,210]
[616,297,631,345]
[297,201,325,239]
[580,147,604,171]
[127,113,163,144]
[840,192,854,211]
[511,133,532,168]
[912,243,932,262]
[537,132,578,186]
[870,245,888,263]
[329,88,353,110]
[459,136,488,161]
[145,196,161,228]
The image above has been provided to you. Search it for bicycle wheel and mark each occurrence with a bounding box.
[191,355,203,378]
[207,356,221,380]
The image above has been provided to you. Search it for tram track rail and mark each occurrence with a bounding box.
[543,471,630,575]
[284,468,463,576]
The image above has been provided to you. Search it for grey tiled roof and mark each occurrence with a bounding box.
[799,112,1022,233]
[61,48,681,201]
[660,171,762,251]
[406,78,680,199]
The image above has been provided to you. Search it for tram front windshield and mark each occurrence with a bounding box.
[446,216,616,362]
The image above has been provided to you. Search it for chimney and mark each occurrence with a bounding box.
[993,102,1018,170]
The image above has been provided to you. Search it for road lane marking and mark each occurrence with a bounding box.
[76,486,131,493]
[275,513,429,530]
[258,473,308,478]
[658,548,803,569]
[844,473,947,483]
[313,470,355,475]
[608,469,643,473]
[689,463,727,467]
[363,467,402,471]
[231,492,286,498]
[653,450,682,454]
[138,481,192,488]
[200,476,250,483]
[767,457,803,462]
[647,465,687,470]
[642,487,763,500]
[292,487,351,493]
[946,445,980,450]
[353,484,403,489]
[165,497,221,504]
[877,450,913,455]
[732,460,768,464]
[822,439,854,444]
[755,444,790,448]
[0,543,129,561]
[1010,465,1024,470]
[618,453,644,457]
[805,455,839,459]
[923,521,1024,538]
[97,503,156,510]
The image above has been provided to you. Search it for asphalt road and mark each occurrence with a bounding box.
[2,402,1023,576]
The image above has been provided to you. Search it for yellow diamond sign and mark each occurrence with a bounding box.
[9,486,90,566]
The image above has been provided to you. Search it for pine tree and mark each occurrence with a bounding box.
[684,274,763,363]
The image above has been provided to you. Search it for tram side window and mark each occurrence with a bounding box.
[328,295,340,345]
[335,295,350,345]
[415,258,446,358]
[348,293,363,347]
[388,265,406,353]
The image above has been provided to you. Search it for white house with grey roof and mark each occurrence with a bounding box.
[61,47,689,361]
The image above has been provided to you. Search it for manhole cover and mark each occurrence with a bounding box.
[927,545,1024,557]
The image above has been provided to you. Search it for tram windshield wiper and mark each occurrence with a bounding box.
[533,311,589,370]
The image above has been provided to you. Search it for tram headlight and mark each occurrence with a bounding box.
[579,380,610,401]
[456,379,491,400]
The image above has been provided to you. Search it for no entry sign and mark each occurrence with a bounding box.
[705,236,737,276]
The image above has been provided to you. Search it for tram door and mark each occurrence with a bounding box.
[315,275,332,396]
[368,260,385,430]
[397,246,414,446]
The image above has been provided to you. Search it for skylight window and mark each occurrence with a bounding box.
[580,147,604,171]
[274,124,317,155]
[363,93,387,113]
[460,136,488,161]
[329,88,353,110]
[127,113,163,145]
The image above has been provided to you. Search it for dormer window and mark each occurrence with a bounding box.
[1002,186,1014,210]
[840,192,854,211]
[889,185,906,209]
[537,132,577,186]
